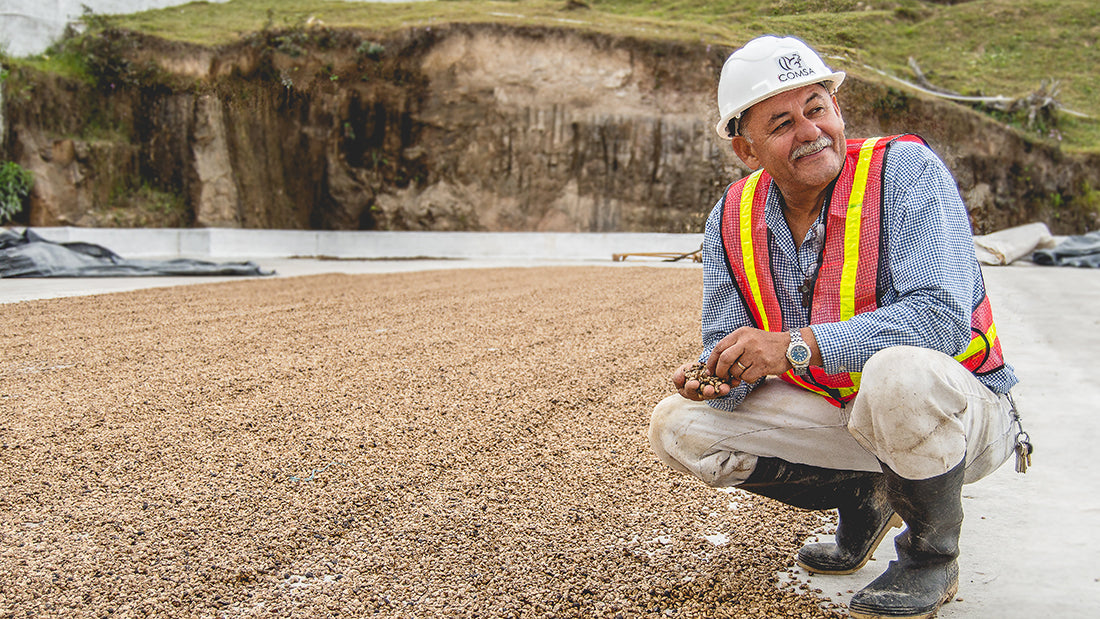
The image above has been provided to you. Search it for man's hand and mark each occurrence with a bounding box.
[671,361,732,401]
[673,328,822,398]
[707,326,815,383]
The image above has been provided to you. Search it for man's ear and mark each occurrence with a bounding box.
[730,136,761,170]
[832,93,845,130]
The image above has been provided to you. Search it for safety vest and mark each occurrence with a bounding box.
[720,135,1005,407]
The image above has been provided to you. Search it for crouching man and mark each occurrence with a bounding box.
[649,35,1022,619]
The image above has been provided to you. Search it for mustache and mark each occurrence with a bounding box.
[791,135,834,160]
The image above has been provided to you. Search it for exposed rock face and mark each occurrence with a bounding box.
[15,131,140,227]
[191,95,241,227]
[3,24,1098,234]
[413,30,729,233]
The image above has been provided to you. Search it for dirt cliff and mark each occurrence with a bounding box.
[3,23,1098,234]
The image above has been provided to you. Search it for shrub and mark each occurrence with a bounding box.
[0,162,34,223]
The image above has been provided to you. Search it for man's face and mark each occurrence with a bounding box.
[731,84,846,201]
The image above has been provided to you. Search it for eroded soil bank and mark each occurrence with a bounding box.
[3,23,1098,234]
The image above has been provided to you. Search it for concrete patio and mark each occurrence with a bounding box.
[2,227,1096,617]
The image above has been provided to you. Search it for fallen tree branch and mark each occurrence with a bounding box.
[907,56,960,96]
[836,55,1094,120]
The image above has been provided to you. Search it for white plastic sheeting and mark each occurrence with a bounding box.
[973,222,1058,266]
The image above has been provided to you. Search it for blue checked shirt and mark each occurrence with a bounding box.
[700,140,1018,411]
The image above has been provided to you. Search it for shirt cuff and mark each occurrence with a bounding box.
[808,322,863,374]
[704,378,761,412]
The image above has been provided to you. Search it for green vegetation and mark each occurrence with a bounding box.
[97,183,189,227]
[1072,181,1100,215]
[0,162,34,223]
[8,0,1100,149]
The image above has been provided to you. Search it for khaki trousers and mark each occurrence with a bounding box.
[649,346,1015,485]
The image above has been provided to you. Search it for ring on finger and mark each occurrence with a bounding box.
[736,361,747,371]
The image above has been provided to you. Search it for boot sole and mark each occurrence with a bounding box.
[848,577,959,619]
[796,513,903,575]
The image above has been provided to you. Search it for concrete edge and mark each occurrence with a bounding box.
[23,227,705,262]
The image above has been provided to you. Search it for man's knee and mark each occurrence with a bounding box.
[647,394,758,486]
[648,394,695,475]
[858,346,945,406]
[648,394,684,455]
[849,346,969,479]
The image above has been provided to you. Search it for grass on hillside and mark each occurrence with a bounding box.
[9,0,1100,150]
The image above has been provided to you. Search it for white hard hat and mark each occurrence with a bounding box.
[715,35,846,140]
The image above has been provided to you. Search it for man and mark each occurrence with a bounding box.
[649,36,1022,619]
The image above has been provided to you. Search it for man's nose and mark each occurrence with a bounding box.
[792,114,821,142]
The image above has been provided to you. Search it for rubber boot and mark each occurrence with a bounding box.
[738,457,901,575]
[848,460,965,619]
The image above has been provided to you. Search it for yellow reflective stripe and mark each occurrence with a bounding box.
[955,322,998,363]
[739,170,770,331]
[839,138,880,321]
[955,338,984,362]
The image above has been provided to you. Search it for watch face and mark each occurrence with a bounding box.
[790,345,810,364]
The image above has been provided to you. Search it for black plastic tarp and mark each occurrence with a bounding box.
[0,229,273,278]
[1032,230,1100,268]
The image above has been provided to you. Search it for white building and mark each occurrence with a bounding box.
[0,0,228,57]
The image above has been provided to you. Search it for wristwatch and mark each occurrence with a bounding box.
[787,329,811,376]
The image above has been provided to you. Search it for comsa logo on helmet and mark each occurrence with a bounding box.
[715,36,845,140]
[776,53,816,82]
[776,53,803,72]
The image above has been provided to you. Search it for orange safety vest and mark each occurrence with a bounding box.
[720,135,1005,407]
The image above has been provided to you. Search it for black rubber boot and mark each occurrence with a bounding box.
[738,457,901,575]
[797,490,902,575]
[848,460,966,619]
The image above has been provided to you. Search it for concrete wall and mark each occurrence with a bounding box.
[28,227,705,261]
[1,0,229,57]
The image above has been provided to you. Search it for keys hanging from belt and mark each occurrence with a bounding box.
[1008,393,1033,474]
[1014,432,1033,474]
